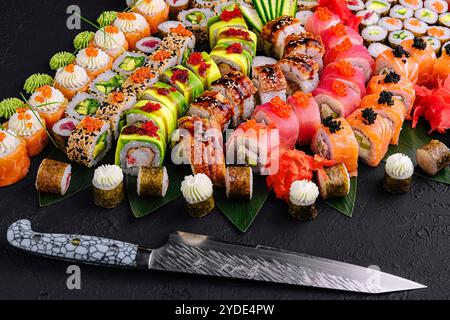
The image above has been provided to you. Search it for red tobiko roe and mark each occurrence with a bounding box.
[187,52,204,66]
[141,121,159,137]
[226,43,243,54]
[220,7,242,21]
[198,62,211,76]
[141,102,162,113]
[223,28,250,40]
[157,87,177,96]
[171,69,189,84]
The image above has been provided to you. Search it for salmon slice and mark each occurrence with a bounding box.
[38,106,66,131]
[0,139,30,187]
[125,26,151,51]
[433,45,450,84]
[401,38,437,86]
[375,45,419,84]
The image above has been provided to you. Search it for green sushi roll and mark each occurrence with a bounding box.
[215,27,258,57]
[140,82,188,116]
[210,43,253,76]
[184,52,221,89]
[208,15,247,49]
[161,65,204,104]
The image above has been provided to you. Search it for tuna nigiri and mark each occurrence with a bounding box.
[347,108,393,167]
[433,43,450,84]
[0,130,30,187]
[320,60,366,97]
[320,23,364,52]
[375,45,419,84]
[305,7,341,35]
[401,37,437,86]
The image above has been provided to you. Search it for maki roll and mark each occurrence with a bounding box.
[89,71,126,99]
[115,122,166,175]
[67,117,112,168]
[439,13,450,28]
[66,92,102,120]
[192,0,220,9]
[160,25,196,61]
[54,64,90,100]
[357,10,380,28]
[113,12,150,50]
[296,10,314,25]
[404,18,429,36]
[178,8,214,43]
[422,35,442,53]
[92,26,129,59]
[321,60,367,98]
[389,5,414,20]
[147,45,181,72]
[185,52,221,89]
[157,20,184,37]
[131,0,170,34]
[347,0,365,12]
[112,52,147,76]
[366,0,392,16]
[378,17,403,32]
[416,140,450,176]
[399,0,423,10]
[122,66,158,96]
[208,8,247,48]
[28,85,67,130]
[181,173,215,217]
[140,82,188,116]
[52,117,80,152]
[6,109,48,157]
[252,63,288,104]
[415,8,438,25]
[35,158,72,196]
[278,55,320,94]
[298,0,319,10]
[383,153,414,194]
[305,7,340,35]
[433,43,450,82]
[137,166,169,197]
[92,165,124,209]
[225,166,253,200]
[75,47,113,79]
[210,43,253,76]
[215,27,258,57]
[368,42,393,58]
[161,65,204,104]
[288,180,319,221]
[316,163,351,200]
[135,37,161,54]
[375,45,419,83]
[282,33,325,69]
[388,29,415,46]
[320,24,364,52]
[427,26,450,43]
[424,0,448,13]
[361,25,389,45]
[167,0,190,19]
[0,129,30,187]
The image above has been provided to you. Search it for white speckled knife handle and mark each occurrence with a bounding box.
[7,220,152,269]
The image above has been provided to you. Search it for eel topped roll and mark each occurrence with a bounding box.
[252,63,288,104]
[181,173,215,217]
[161,65,204,104]
[137,166,169,197]
[92,165,124,209]
[375,45,419,83]
[225,166,253,200]
[282,32,325,69]
[35,158,72,196]
[311,117,359,177]
[416,140,450,176]
[140,82,188,116]
[52,117,80,152]
[383,153,414,194]
[184,52,221,90]
[113,12,150,50]
[316,163,350,200]
[289,179,320,221]
[28,85,67,130]
[0,129,30,187]
[278,54,320,94]
[67,117,112,168]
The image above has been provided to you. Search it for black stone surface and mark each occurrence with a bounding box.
[0,0,449,300]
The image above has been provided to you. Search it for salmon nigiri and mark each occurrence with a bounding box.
[401,37,437,86]
[375,45,419,84]
[347,108,393,167]
[360,91,406,145]
[433,43,450,84]
[0,130,30,187]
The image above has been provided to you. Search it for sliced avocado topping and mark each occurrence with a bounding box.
[93,132,107,159]
[187,12,206,25]
[119,56,145,72]
[396,9,407,15]
[95,75,125,94]
[76,98,100,115]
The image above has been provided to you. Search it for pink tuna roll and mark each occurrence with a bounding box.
[287,91,321,146]
[305,7,341,35]
[321,60,366,97]
[320,23,363,52]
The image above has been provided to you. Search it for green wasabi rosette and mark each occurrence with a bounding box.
[73,31,94,50]
[23,73,54,94]
[49,51,76,71]
[0,98,25,119]
[97,11,118,28]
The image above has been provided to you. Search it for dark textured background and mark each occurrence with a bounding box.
[0,0,449,300]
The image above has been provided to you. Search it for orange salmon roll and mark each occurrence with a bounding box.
[54,64,91,100]
[0,130,30,187]
[28,85,67,130]
[114,12,151,50]
[401,37,437,86]
[75,47,113,79]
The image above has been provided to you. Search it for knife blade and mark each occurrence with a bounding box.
[7,219,426,294]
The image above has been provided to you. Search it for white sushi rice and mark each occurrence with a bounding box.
[400,0,423,10]
[362,25,388,44]
[136,37,161,54]
[379,17,403,32]
[52,118,80,137]
[415,8,438,24]
[404,18,429,36]
[427,26,450,43]
[347,0,365,12]
[158,20,183,37]
[112,52,147,76]
[366,0,391,16]
[424,0,448,13]
[368,42,392,58]
[89,70,125,99]
[388,29,414,46]
[422,35,442,53]
[66,92,102,120]
[390,5,414,20]
[119,141,163,176]
[439,13,450,28]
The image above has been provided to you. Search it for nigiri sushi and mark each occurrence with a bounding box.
[305,7,341,35]
[0,129,30,187]
[28,85,67,130]
[375,45,419,83]
[320,60,366,98]
[401,37,437,85]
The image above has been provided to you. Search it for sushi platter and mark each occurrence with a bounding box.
[1,0,450,234]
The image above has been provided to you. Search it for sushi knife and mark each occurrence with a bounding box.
[7,219,426,294]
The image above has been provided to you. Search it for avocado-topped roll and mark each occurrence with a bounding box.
[178,8,214,43]
[383,153,414,194]
[210,43,253,76]
[208,9,247,49]
[416,140,450,176]
[115,122,166,176]
[35,158,72,196]
[181,173,215,217]
[89,71,126,100]
[215,27,258,57]
[161,65,204,104]
[184,52,221,89]
[289,179,320,221]
[225,166,253,200]
[92,165,124,209]
[67,93,102,120]
[67,117,112,168]
[137,166,169,197]
[140,82,188,116]
[316,163,350,200]
[112,52,147,76]
[52,117,80,152]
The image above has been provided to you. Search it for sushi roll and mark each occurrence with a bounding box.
[278,54,320,94]
[389,5,414,20]
[52,117,80,152]
[402,37,437,85]
[296,10,314,25]
[157,20,183,37]
[427,26,450,43]
[161,65,204,104]
[414,8,438,25]
[92,26,129,59]
[399,0,423,10]
[35,158,72,196]
[376,45,419,83]
[112,52,147,76]
[416,140,450,176]
[347,0,365,11]
[320,60,367,98]
[140,82,188,116]
[181,173,215,218]
[0,129,30,187]
[210,71,257,126]
[320,24,364,52]
[388,29,415,46]
[178,8,214,43]
[368,42,392,58]
[208,9,247,49]
[305,7,340,35]
[75,47,113,79]
[225,166,253,200]
[92,165,124,209]
[404,18,428,36]
[297,0,318,10]
[122,65,158,97]
[251,56,277,76]
[159,30,196,65]
[361,25,389,45]
[66,93,102,120]
[185,52,221,90]
[311,117,359,177]
[316,163,351,200]
[288,180,319,221]
[167,0,190,19]
[28,85,67,130]
[378,17,403,32]
[357,10,381,28]
[215,27,258,57]
[383,153,414,194]
[131,0,170,34]
[422,35,442,53]
[54,64,90,100]
[113,12,150,50]
[135,37,161,54]
[252,63,287,105]
[192,0,220,9]
[214,1,245,14]
[67,117,112,168]
[366,0,392,16]
[115,122,166,176]
[282,32,325,69]
[6,109,48,157]
[433,43,450,82]
[147,48,183,76]
[89,71,126,99]
[210,43,253,76]
[439,13,450,28]
[137,166,169,197]
[424,0,448,13]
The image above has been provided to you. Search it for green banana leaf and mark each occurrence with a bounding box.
[324,177,358,218]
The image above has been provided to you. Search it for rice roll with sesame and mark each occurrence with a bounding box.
[399,0,423,10]
[66,93,102,120]
[383,153,414,194]
[390,5,414,20]
[135,37,161,54]
[89,71,126,99]
[192,0,219,9]
[379,17,403,32]
[439,13,450,28]
[389,29,414,46]
[368,42,393,58]
[427,26,450,43]
[67,117,112,168]
[181,173,215,217]
[137,166,169,197]
[404,18,428,36]
[416,140,450,176]
[178,8,214,43]
[52,117,80,152]
[146,48,183,76]
[184,52,221,89]
[316,163,350,200]
[112,52,147,76]
[362,26,389,45]
[140,82,188,116]
[424,0,447,13]
[225,166,253,200]
[161,66,204,104]
[35,158,72,196]
[288,179,319,221]
[415,8,438,25]
[366,0,391,16]
[92,165,124,209]
[122,66,158,97]
[422,36,442,53]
